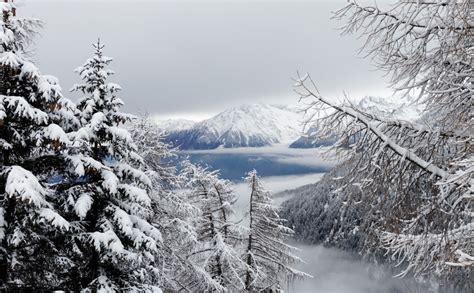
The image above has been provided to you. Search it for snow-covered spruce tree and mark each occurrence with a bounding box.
[0,2,78,290]
[294,0,473,288]
[181,161,247,292]
[244,170,308,292]
[129,117,223,292]
[60,41,162,291]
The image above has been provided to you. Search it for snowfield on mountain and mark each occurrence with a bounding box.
[158,104,305,149]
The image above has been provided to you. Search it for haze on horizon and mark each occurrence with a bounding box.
[24,0,391,121]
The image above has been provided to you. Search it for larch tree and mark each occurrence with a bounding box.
[244,170,308,292]
[294,0,472,288]
[129,117,222,292]
[181,161,247,292]
[60,40,162,291]
[0,1,78,289]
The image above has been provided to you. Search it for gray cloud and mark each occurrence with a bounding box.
[23,0,390,120]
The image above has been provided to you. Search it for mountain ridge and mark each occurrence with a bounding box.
[156,103,304,149]
[154,98,419,150]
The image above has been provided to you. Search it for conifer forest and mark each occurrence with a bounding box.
[0,0,472,292]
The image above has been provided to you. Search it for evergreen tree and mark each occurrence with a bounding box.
[0,1,77,289]
[61,40,162,291]
[244,170,308,292]
[182,161,247,292]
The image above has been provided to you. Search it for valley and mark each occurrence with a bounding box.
[177,145,335,181]
[184,147,425,293]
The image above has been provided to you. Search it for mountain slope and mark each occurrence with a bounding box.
[158,97,420,150]
[355,95,422,120]
[155,118,196,132]
[289,125,337,148]
[290,96,422,148]
[161,104,304,149]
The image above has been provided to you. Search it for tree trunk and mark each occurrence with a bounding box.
[245,175,256,291]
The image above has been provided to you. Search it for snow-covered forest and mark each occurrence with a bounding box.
[0,0,472,292]
[0,2,307,291]
[283,0,472,292]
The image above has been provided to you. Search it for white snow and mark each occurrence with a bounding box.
[1,95,49,125]
[198,103,303,144]
[212,104,301,142]
[20,61,41,80]
[101,169,119,194]
[42,124,70,144]
[159,99,420,149]
[39,208,70,230]
[355,95,423,122]
[75,193,93,219]
[5,166,49,208]
[0,51,22,68]
[117,184,151,206]
[160,104,305,148]
[90,229,124,253]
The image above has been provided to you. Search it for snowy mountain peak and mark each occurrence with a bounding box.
[160,104,304,149]
[356,95,422,121]
[290,95,422,149]
[156,97,419,150]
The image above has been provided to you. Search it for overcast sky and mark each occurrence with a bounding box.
[22,0,391,120]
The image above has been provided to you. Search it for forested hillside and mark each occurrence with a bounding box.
[0,2,307,291]
[0,0,471,291]
[283,0,472,291]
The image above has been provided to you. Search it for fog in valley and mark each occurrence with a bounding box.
[230,172,428,293]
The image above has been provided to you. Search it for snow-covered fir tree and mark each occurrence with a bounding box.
[244,170,308,292]
[60,40,162,291]
[0,2,78,289]
[292,0,473,289]
[181,161,247,292]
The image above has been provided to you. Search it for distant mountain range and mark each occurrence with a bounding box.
[155,104,305,149]
[355,95,422,121]
[289,95,421,148]
[154,97,420,150]
[289,125,337,149]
